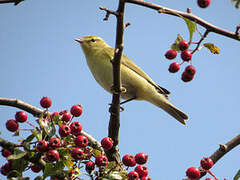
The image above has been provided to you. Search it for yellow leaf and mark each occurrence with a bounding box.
[203,43,220,54]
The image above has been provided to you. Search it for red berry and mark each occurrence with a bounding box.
[85,161,95,172]
[197,0,210,8]
[31,164,42,173]
[186,167,201,179]
[185,65,196,76]
[168,62,180,73]
[70,104,83,117]
[128,171,139,180]
[181,50,192,61]
[181,71,194,82]
[135,152,148,165]
[74,135,88,148]
[178,40,189,51]
[134,165,148,178]
[1,162,12,176]
[70,121,82,136]
[205,178,213,180]
[59,110,71,122]
[122,154,136,167]
[140,177,152,180]
[101,137,113,150]
[1,149,11,158]
[49,137,61,149]
[165,50,177,60]
[71,148,84,160]
[95,155,108,167]
[200,157,213,170]
[15,111,28,123]
[36,140,49,152]
[59,125,71,137]
[6,119,19,132]
[46,149,59,162]
[40,97,52,108]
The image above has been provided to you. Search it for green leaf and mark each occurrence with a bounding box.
[57,120,63,127]
[43,162,66,178]
[11,158,29,173]
[171,34,183,51]
[183,17,196,43]
[46,121,56,137]
[106,172,123,180]
[8,178,30,180]
[175,34,183,44]
[34,176,44,180]
[32,129,42,141]
[62,150,73,169]
[52,114,61,122]
[39,117,56,138]
[203,43,220,54]
[63,158,74,170]
[234,170,240,180]
[7,170,22,179]
[26,134,35,142]
[232,0,240,8]
[93,149,102,157]
[55,161,65,170]
[171,43,179,51]
[8,149,27,160]
[43,163,57,177]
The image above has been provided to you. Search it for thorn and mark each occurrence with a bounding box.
[125,22,131,28]
[219,144,227,152]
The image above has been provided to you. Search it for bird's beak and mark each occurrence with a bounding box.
[75,38,83,44]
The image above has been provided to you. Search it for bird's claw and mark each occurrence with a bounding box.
[110,86,127,95]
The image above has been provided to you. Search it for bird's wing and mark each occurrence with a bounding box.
[122,53,171,95]
[103,47,170,96]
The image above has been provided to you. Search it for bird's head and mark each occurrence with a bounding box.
[75,35,108,55]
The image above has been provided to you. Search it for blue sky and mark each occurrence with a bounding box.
[0,0,240,179]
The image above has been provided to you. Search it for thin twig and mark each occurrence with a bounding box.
[126,0,240,41]
[0,0,23,5]
[191,30,210,54]
[235,24,240,35]
[99,7,119,21]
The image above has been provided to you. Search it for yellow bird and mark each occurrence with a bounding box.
[75,35,188,125]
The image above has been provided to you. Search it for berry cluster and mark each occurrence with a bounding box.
[122,152,151,180]
[185,157,215,180]
[1,97,121,179]
[165,39,196,82]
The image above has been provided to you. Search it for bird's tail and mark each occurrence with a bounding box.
[148,94,188,125]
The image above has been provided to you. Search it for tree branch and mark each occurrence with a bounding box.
[0,97,103,152]
[126,0,240,41]
[104,0,126,164]
[0,0,23,5]
[184,133,240,179]
[210,133,240,165]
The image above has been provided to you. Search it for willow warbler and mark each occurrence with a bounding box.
[75,35,188,125]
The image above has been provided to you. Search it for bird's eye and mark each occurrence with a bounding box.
[91,39,95,42]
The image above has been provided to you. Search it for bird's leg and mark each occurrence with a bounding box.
[120,97,136,105]
[110,85,126,95]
